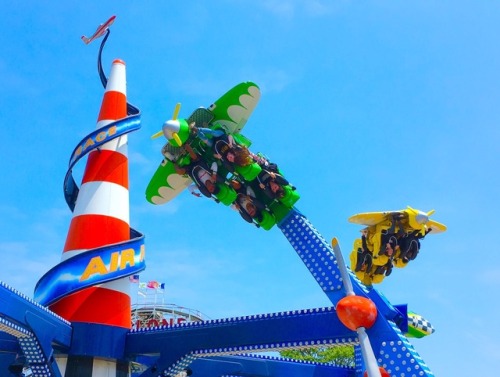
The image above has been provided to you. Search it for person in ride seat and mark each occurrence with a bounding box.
[230,179,268,223]
[379,231,399,258]
[255,168,290,200]
[354,228,373,273]
[174,157,221,198]
[378,214,401,254]
[397,230,423,264]
[189,122,225,147]
[371,259,394,284]
[213,133,252,172]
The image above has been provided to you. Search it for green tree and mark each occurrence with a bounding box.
[280,346,355,368]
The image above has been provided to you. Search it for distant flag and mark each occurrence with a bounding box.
[129,274,140,283]
[147,281,159,289]
[138,282,147,289]
[159,283,166,290]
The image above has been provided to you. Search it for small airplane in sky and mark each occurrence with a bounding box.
[81,15,116,45]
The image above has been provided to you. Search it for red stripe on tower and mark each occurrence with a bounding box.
[50,59,132,329]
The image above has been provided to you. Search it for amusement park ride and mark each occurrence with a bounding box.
[0,16,446,377]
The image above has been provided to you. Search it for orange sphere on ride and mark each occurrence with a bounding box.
[336,295,377,331]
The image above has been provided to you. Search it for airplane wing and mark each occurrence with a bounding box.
[349,209,447,234]
[146,158,192,205]
[146,82,261,205]
[348,211,398,226]
[426,219,447,234]
[208,81,260,134]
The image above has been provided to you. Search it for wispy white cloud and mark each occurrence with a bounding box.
[464,329,500,361]
[257,0,335,19]
[0,241,30,255]
[185,66,297,96]
[0,60,35,96]
[256,68,296,94]
[477,268,500,285]
[0,240,59,296]
[303,0,335,16]
[169,76,238,99]
[129,150,152,166]
[260,1,295,19]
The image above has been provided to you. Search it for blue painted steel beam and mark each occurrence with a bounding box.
[189,355,354,377]
[125,307,357,376]
[0,282,72,376]
[0,282,72,350]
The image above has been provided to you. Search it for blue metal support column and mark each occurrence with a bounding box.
[278,210,371,305]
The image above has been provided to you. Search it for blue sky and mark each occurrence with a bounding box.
[1,1,499,376]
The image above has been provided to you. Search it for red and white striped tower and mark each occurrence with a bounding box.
[51,59,132,376]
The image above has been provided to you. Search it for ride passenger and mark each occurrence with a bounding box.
[396,229,423,265]
[230,180,268,225]
[255,169,290,200]
[174,157,221,198]
[378,218,399,258]
[188,122,225,147]
[353,228,373,273]
[213,134,252,170]
[213,132,235,157]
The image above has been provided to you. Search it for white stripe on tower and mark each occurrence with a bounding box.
[50,59,132,329]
